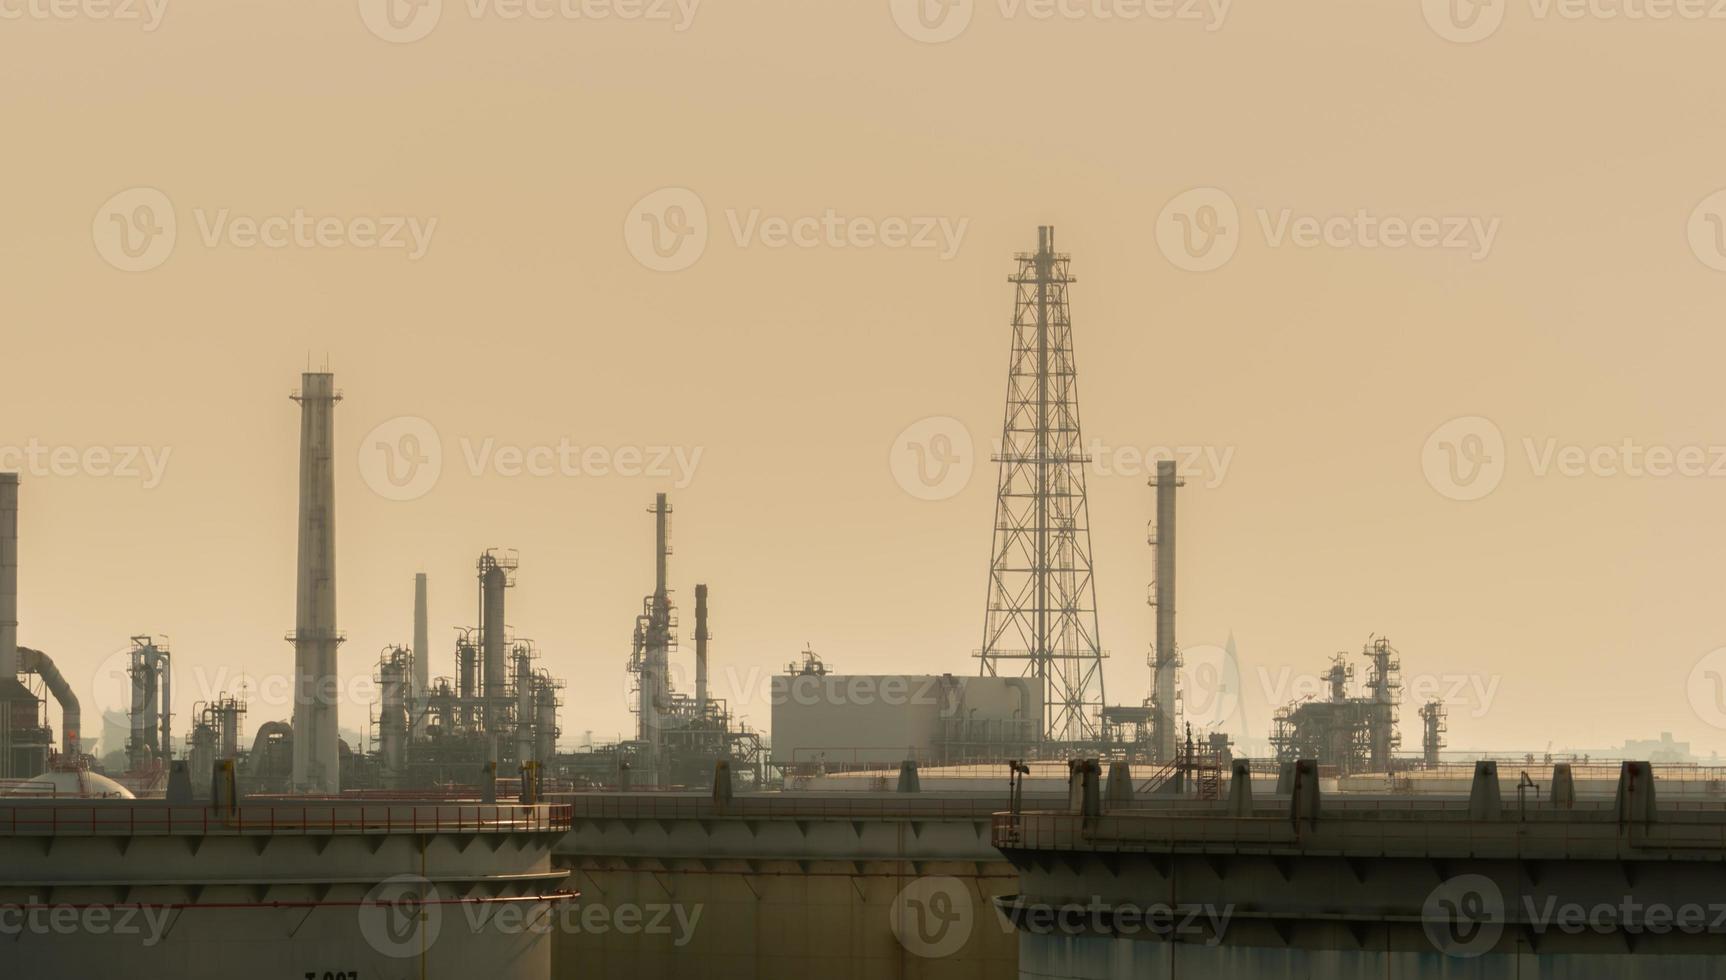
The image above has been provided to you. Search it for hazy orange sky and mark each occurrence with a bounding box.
[4,0,1726,759]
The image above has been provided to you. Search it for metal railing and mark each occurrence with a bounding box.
[0,802,573,837]
[557,793,1018,821]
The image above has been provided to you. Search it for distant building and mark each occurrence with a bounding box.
[1624,732,1693,763]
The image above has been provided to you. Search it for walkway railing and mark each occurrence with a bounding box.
[0,802,573,836]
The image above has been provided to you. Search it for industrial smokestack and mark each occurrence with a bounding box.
[0,473,17,680]
[290,372,344,794]
[694,584,709,715]
[1151,459,1180,764]
[481,559,507,735]
[412,573,428,740]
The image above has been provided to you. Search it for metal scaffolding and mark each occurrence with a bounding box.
[978,226,1108,743]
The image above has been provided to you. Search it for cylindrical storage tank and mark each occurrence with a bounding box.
[0,798,569,979]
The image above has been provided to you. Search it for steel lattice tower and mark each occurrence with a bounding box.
[978,226,1107,743]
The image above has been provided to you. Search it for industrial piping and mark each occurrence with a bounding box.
[694,584,709,715]
[0,473,17,679]
[1151,459,1180,763]
[17,648,79,756]
[412,573,428,740]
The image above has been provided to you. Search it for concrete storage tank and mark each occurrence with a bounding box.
[0,797,572,979]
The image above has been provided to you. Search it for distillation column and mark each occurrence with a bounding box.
[1151,459,1180,763]
[481,558,508,743]
[290,372,344,794]
[412,573,428,740]
[636,494,674,787]
[0,473,16,681]
[694,583,709,716]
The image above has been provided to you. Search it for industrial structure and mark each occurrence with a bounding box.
[614,493,763,789]
[1269,635,1405,774]
[978,226,1109,744]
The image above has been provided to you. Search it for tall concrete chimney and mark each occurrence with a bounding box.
[290,372,343,794]
[412,572,428,740]
[694,583,709,715]
[1151,459,1180,764]
[0,473,17,680]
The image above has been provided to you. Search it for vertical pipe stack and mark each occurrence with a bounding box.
[481,560,507,736]
[0,473,17,679]
[639,493,673,787]
[1152,459,1179,764]
[0,473,18,777]
[290,372,343,794]
[694,583,709,717]
[412,573,428,740]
